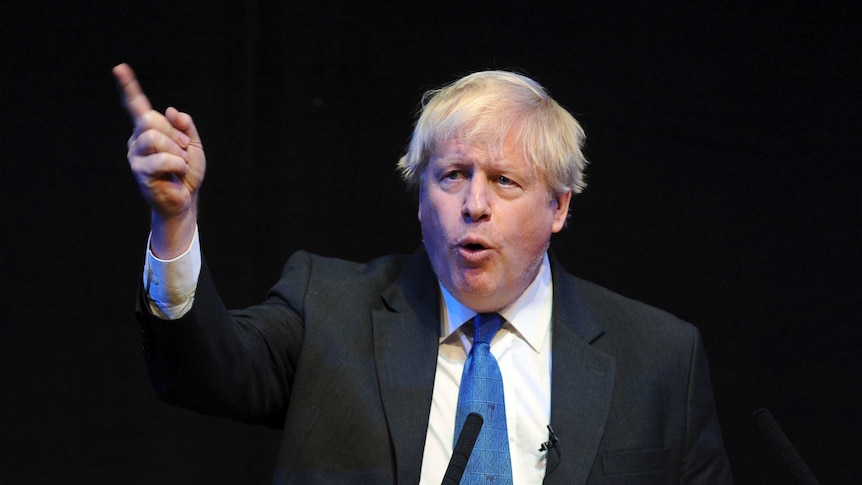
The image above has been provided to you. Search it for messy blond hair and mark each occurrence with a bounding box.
[397,70,588,196]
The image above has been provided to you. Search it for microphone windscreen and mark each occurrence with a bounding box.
[753,408,819,485]
[442,412,484,485]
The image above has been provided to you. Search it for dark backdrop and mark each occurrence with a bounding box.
[2,1,859,483]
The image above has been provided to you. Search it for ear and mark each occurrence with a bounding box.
[417,182,426,222]
[550,190,572,233]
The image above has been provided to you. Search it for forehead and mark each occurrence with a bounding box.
[430,136,531,172]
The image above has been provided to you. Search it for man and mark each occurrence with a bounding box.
[115,63,732,483]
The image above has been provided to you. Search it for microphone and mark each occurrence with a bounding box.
[753,407,820,484]
[442,412,483,485]
[540,424,562,474]
[539,424,559,453]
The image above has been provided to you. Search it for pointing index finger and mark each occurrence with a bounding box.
[113,63,153,122]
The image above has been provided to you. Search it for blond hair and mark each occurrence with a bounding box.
[397,70,588,196]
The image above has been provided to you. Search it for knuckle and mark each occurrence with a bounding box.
[140,110,159,123]
[136,111,163,132]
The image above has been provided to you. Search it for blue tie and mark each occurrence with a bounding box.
[454,313,513,484]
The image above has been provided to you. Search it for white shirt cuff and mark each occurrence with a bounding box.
[142,227,201,320]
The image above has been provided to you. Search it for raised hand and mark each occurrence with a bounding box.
[114,63,205,258]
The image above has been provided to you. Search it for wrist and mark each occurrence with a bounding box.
[150,207,198,259]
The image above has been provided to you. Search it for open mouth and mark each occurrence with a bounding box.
[463,243,486,251]
[457,240,492,261]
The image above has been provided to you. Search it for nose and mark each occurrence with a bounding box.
[462,176,491,222]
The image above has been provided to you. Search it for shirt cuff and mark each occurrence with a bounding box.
[142,227,201,320]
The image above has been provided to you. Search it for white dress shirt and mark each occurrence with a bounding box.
[419,255,553,485]
[143,229,553,484]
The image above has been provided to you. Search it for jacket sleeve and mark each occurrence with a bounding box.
[136,253,310,428]
[680,330,733,483]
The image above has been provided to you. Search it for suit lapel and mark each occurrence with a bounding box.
[370,250,615,483]
[544,255,616,484]
[372,248,441,484]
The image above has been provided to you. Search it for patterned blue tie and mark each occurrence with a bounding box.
[454,313,513,484]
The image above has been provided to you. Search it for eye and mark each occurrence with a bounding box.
[497,175,515,186]
[442,171,464,181]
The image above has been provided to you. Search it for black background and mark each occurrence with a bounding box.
[2,2,859,483]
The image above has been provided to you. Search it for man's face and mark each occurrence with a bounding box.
[419,135,571,313]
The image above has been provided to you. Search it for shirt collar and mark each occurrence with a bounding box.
[439,253,553,353]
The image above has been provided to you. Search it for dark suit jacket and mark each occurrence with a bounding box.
[138,247,732,484]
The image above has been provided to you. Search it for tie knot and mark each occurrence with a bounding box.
[473,313,503,345]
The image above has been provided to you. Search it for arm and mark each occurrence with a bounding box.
[113,63,205,259]
[117,64,301,425]
[681,331,733,483]
[138,253,306,427]
[115,63,206,318]
[143,227,201,320]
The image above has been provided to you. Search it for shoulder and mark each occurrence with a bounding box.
[275,249,414,294]
[558,272,706,386]
[286,250,410,277]
[578,277,693,330]
[553,263,700,348]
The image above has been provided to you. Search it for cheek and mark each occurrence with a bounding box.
[510,207,554,249]
[419,202,445,244]
[418,200,434,227]
[420,193,452,229]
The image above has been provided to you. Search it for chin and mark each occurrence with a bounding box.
[453,285,509,313]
